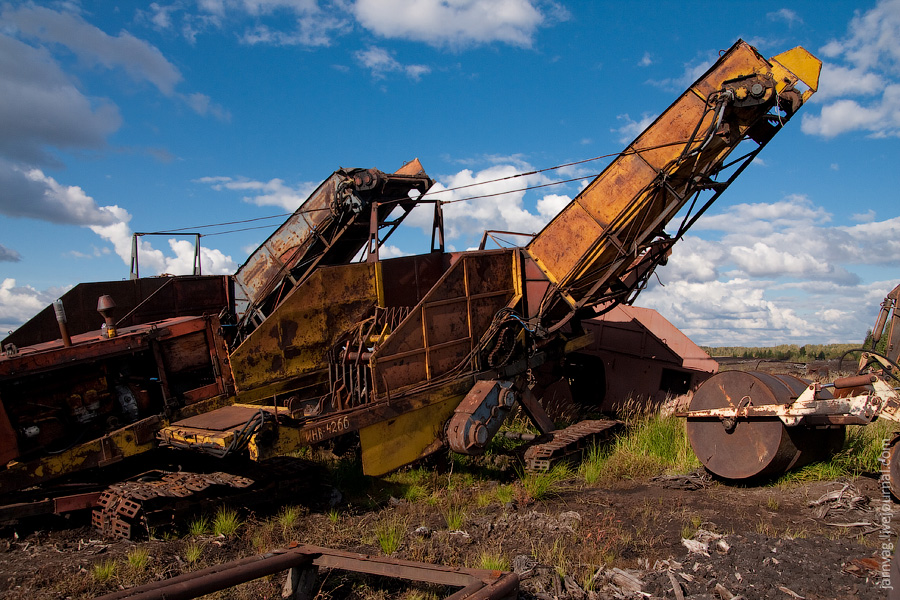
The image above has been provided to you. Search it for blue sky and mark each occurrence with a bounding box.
[1,0,898,346]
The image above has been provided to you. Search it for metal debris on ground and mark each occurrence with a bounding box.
[650,469,712,490]
[808,482,894,534]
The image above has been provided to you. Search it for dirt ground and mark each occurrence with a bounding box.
[0,465,895,600]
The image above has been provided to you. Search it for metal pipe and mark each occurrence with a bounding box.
[464,572,519,600]
[96,549,316,600]
[52,300,71,347]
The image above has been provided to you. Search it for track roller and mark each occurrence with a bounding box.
[686,371,844,480]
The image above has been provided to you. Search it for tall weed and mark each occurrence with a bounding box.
[580,410,699,484]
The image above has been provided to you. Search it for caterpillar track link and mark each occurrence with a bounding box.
[92,471,255,539]
[523,419,622,472]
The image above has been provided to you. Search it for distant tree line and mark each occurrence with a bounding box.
[701,342,868,362]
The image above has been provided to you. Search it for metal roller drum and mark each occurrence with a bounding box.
[686,371,845,480]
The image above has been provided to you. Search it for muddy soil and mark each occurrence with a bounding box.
[0,469,895,599]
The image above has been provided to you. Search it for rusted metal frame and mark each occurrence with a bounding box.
[431,200,445,252]
[0,490,102,523]
[478,230,537,250]
[202,318,227,397]
[96,548,317,600]
[422,303,432,381]
[366,201,381,262]
[294,378,474,446]
[568,130,767,313]
[425,289,510,308]
[0,324,159,376]
[519,385,557,435]
[566,187,680,307]
[96,544,517,600]
[681,375,900,428]
[307,545,517,597]
[114,278,174,327]
[669,141,766,242]
[873,284,900,363]
[148,338,176,414]
[130,232,203,280]
[465,259,474,359]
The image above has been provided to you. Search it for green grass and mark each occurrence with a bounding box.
[327,508,341,524]
[184,541,204,564]
[212,507,242,537]
[278,505,302,533]
[442,504,467,530]
[375,518,405,555]
[92,559,117,583]
[580,412,699,483]
[477,551,510,571]
[126,547,150,571]
[187,515,209,536]
[495,484,515,504]
[776,419,895,484]
[520,463,571,500]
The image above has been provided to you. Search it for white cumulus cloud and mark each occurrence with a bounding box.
[352,0,553,48]
[355,46,431,80]
[196,176,319,210]
[802,0,900,138]
[637,194,900,345]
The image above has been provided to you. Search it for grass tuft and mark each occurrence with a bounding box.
[581,411,699,484]
[212,507,242,537]
[184,541,204,564]
[477,550,510,571]
[443,504,467,530]
[375,518,405,555]
[776,419,894,485]
[520,463,571,500]
[278,505,302,533]
[187,515,209,536]
[92,559,117,583]
[126,547,150,571]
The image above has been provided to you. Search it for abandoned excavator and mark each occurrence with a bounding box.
[0,39,831,536]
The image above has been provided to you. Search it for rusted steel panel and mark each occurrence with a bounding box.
[630,93,711,171]
[172,404,267,431]
[230,262,378,399]
[0,316,203,377]
[525,40,817,316]
[378,253,450,308]
[233,174,340,310]
[372,251,516,393]
[232,165,433,342]
[2,276,230,347]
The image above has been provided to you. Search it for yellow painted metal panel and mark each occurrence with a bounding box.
[359,393,462,476]
[771,46,821,92]
[230,262,377,394]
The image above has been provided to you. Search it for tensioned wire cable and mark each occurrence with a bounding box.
[146,140,690,238]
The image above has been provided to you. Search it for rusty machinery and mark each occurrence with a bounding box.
[683,283,900,494]
[0,40,824,532]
